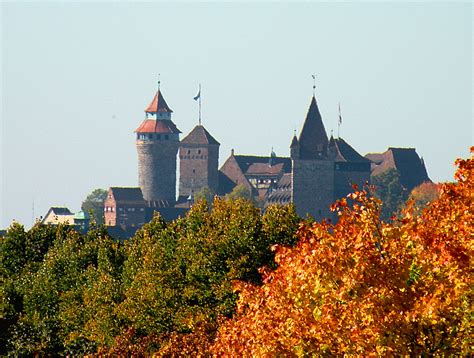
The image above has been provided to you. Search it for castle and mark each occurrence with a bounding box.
[102,84,430,231]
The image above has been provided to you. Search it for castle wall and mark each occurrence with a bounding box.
[334,162,371,201]
[136,140,179,203]
[291,159,334,220]
[179,144,219,197]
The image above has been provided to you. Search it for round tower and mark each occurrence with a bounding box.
[135,86,181,207]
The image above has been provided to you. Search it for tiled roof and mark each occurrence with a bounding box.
[145,90,173,113]
[234,155,292,174]
[181,125,220,145]
[365,148,431,191]
[217,171,236,195]
[266,173,292,205]
[298,96,329,159]
[246,162,286,175]
[110,187,145,202]
[332,137,370,163]
[135,119,181,134]
[50,207,73,215]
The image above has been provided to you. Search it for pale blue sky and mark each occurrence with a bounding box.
[1,1,472,228]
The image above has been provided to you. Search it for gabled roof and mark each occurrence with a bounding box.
[49,207,73,215]
[145,90,173,114]
[110,187,145,202]
[234,155,292,174]
[298,96,329,159]
[181,125,220,145]
[365,147,431,191]
[217,171,237,195]
[330,137,370,163]
[135,119,181,134]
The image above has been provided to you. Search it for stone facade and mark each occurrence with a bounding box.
[137,138,179,204]
[179,125,220,199]
[291,159,335,220]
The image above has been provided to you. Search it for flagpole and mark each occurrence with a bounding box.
[198,84,202,125]
[338,102,342,139]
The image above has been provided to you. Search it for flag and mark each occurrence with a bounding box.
[312,74,315,80]
[194,90,201,101]
[338,102,342,125]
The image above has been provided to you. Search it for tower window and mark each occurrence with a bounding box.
[188,150,191,154]
[198,150,201,154]
[193,169,196,173]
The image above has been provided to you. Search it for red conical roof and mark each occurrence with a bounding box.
[145,90,173,114]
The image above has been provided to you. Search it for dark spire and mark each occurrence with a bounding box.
[298,96,329,159]
[290,134,299,148]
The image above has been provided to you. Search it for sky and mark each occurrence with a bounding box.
[1,1,472,228]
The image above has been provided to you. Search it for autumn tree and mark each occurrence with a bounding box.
[211,149,473,356]
[408,181,441,212]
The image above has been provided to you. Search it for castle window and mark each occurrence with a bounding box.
[193,169,196,173]
[157,134,161,140]
[188,150,191,154]
[165,135,169,140]
[198,150,201,154]
[140,208,144,212]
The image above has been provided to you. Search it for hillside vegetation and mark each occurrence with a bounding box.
[1,149,472,356]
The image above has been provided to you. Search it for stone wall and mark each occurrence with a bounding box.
[334,163,371,201]
[136,140,179,203]
[291,159,334,220]
[179,144,219,197]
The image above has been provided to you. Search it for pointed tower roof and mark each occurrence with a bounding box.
[298,96,329,159]
[145,90,173,114]
[181,125,220,145]
[290,134,299,148]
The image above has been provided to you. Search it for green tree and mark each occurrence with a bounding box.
[225,184,253,202]
[81,188,107,225]
[372,168,408,220]
[193,186,216,204]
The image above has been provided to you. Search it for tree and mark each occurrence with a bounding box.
[81,188,107,225]
[210,149,473,356]
[408,181,441,213]
[225,184,253,202]
[193,186,216,204]
[372,168,408,220]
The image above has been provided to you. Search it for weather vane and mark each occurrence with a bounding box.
[312,74,316,96]
[157,73,161,91]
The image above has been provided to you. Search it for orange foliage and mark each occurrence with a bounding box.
[211,149,473,355]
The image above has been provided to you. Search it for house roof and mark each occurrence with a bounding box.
[234,155,292,174]
[181,125,220,145]
[110,187,145,202]
[135,119,181,134]
[217,171,237,195]
[145,90,173,114]
[298,96,329,159]
[330,137,370,163]
[266,173,292,205]
[49,207,73,215]
[365,147,431,191]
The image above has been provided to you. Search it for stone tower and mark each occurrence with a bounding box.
[179,125,220,199]
[135,87,181,206]
[291,95,334,220]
